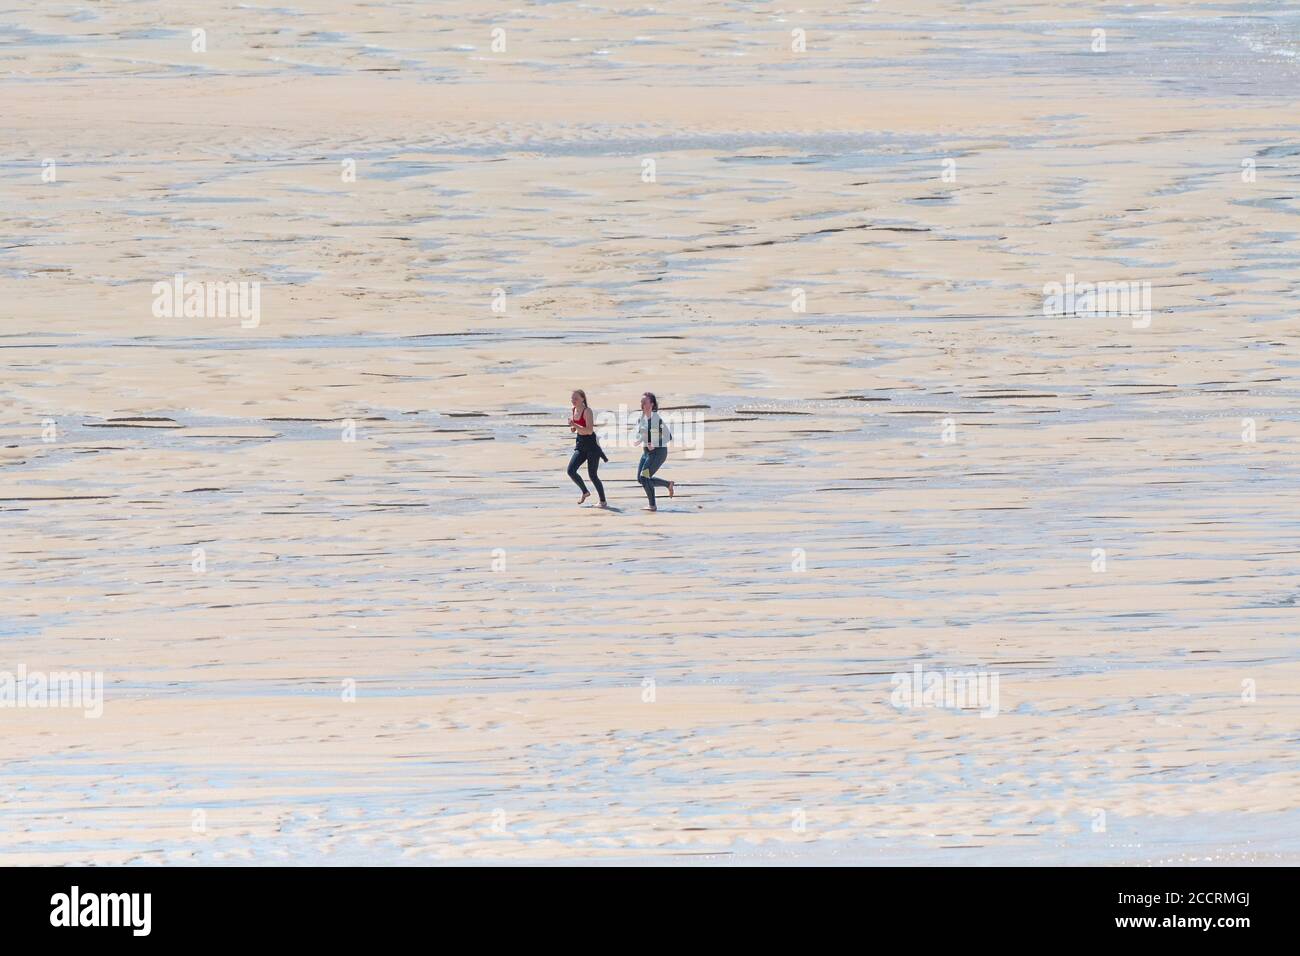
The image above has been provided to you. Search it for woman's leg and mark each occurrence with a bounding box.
[637,451,656,507]
[644,448,670,488]
[567,447,590,497]
[586,453,606,503]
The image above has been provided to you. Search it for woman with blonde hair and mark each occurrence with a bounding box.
[565,389,607,507]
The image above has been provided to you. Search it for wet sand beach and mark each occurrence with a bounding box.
[2,2,1299,864]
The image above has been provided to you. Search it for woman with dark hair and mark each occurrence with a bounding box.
[634,391,674,512]
[566,389,607,507]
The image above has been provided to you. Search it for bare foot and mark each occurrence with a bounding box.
[668,482,675,498]
[597,501,608,509]
[643,505,657,512]
[578,492,590,505]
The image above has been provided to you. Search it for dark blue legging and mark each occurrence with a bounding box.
[567,443,606,502]
[637,447,670,506]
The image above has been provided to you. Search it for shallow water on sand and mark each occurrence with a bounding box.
[2,1,1299,864]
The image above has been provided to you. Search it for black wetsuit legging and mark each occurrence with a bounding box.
[637,446,670,506]
[567,434,606,502]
